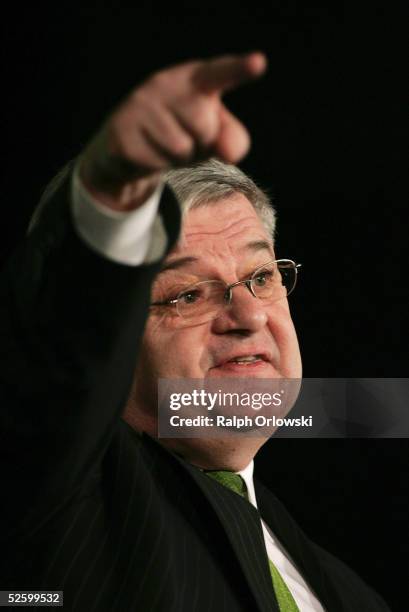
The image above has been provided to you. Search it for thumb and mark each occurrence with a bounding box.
[213,105,251,164]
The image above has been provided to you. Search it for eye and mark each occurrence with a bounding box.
[253,270,273,287]
[178,289,201,305]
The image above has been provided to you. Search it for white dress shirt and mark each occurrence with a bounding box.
[71,166,167,265]
[71,169,324,611]
[238,462,324,611]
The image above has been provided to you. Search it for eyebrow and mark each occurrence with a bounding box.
[159,256,200,273]
[159,239,274,273]
[245,239,274,256]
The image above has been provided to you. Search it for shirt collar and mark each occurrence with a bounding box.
[236,460,258,509]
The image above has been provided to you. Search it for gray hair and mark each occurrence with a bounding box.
[165,158,276,238]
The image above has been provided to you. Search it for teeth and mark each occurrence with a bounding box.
[230,355,260,364]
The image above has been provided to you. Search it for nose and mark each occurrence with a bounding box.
[211,283,268,335]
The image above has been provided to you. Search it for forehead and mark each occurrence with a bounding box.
[171,193,273,261]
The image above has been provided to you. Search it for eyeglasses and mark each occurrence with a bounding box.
[151,259,301,324]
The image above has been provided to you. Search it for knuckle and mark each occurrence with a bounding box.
[171,136,194,159]
[128,87,150,109]
[148,69,174,91]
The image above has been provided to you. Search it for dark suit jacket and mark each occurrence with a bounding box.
[0,171,390,611]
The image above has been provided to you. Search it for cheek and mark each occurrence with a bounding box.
[147,310,178,334]
[141,315,209,376]
[267,306,302,376]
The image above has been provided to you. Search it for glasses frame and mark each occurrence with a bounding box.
[151,259,302,321]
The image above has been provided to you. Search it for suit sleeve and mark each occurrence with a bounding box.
[0,166,181,530]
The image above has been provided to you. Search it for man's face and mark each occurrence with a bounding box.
[133,193,302,405]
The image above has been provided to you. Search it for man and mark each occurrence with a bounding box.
[0,53,389,610]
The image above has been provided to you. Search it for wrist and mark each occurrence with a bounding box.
[79,150,162,212]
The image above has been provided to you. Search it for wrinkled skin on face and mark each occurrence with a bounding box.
[124,194,302,470]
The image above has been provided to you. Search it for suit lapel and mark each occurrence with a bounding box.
[179,459,280,612]
[255,479,344,611]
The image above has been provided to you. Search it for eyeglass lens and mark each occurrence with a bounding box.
[176,261,297,321]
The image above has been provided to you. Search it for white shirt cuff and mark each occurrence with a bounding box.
[71,164,168,265]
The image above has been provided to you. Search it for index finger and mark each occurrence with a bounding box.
[192,52,267,94]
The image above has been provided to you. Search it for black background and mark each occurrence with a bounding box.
[1,3,407,609]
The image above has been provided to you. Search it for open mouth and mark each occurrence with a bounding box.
[208,352,276,376]
[225,354,265,365]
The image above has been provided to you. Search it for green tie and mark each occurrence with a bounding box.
[205,471,300,612]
